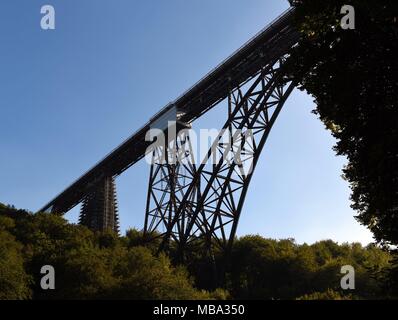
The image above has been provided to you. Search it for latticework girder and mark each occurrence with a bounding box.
[145,58,296,257]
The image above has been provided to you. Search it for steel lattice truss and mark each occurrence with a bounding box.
[145,58,296,255]
[144,130,199,239]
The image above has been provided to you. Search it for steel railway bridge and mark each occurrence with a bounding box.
[40,7,300,257]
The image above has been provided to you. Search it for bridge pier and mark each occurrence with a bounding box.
[79,176,119,233]
[144,126,199,249]
[154,58,296,259]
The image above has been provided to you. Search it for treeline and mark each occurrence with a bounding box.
[0,203,395,300]
[0,203,225,300]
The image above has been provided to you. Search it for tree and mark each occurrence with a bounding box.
[297,289,353,300]
[285,0,398,246]
[105,246,211,300]
[0,204,392,299]
[0,205,218,300]
[227,236,390,299]
[0,216,31,299]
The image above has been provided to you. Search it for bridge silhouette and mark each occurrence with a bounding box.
[40,7,300,257]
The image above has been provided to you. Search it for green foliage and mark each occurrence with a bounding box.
[297,289,353,300]
[0,216,32,300]
[0,204,393,299]
[125,228,163,254]
[104,248,210,300]
[226,236,390,300]
[0,204,216,300]
[285,0,398,246]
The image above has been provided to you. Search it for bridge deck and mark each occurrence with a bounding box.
[40,7,299,214]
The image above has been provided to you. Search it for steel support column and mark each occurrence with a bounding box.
[151,58,295,258]
[144,128,200,244]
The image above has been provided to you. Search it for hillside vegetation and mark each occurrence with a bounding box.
[0,203,393,300]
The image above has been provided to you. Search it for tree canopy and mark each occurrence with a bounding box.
[0,204,393,299]
[0,204,220,300]
[286,0,398,247]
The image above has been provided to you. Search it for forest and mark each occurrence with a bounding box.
[0,203,394,300]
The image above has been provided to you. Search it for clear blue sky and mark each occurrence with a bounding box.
[0,0,373,244]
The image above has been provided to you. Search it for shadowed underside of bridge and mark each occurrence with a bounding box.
[39,7,300,255]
